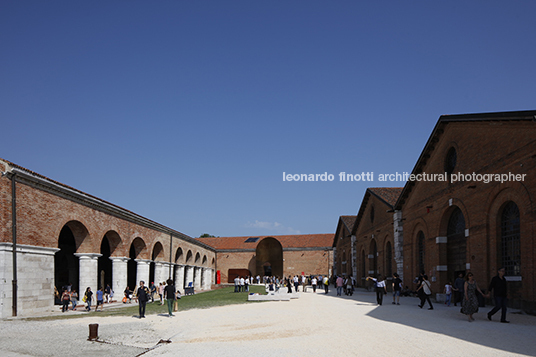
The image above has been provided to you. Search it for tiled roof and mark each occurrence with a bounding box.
[350,187,403,235]
[197,234,334,250]
[332,215,357,247]
[368,187,404,207]
[340,215,357,232]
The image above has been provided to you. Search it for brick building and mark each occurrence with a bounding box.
[335,110,536,313]
[0,158,216,318]
[332,216,357,278]
[395,110,536,312]
[197,234,334,283]
[333,189,403,288]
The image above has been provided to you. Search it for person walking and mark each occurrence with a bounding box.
[95,287,104,311]
[346,275,354,296]
[104,284,111,303]
[164,279,176,317]
[83,287,94,312]
[311,277,317,293]
[70,289,78,311]
[417,275,434,310]
[462,272,487,322]
[487,267,509,323]
[444,281,453,307]
[61,289,70,312]
[323,276,329,294]
[137,281,150,318]
[453,272,465,307]
[392,273,402,305]
[369,275,387,305]
[286,276,293,293]
[336,275,344,296]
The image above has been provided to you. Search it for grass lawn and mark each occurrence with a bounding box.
[25,285,267,321]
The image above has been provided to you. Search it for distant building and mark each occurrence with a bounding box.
[197,234,334,283]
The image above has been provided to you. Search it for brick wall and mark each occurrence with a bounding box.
[399,121,536,312]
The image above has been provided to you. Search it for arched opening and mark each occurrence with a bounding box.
[98,237,112,290]
[202,255,207,266]
[97,230,120,291]
[128,238,146,290]
[499,201,520,276]
[173,247,183,281]
[150,242,165,284]
[185,250,193,263]
[175,247,183,264]
[195,252,200,264]
[55,223,84,302]
[255,237,283,278]
[447,207,466,281]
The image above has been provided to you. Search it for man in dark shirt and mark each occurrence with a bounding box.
[453,273,465,307]
[137,281,150,318]
[164,279,176,317]
[487,267,509,323]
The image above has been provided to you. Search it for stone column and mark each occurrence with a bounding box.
[351,235,357,280]
[74,253,102,295]
[194,267,201,290]
[135,259,151,286]
[110,257,129,299]
[203,268,213,290]
[185,266,194,288]
[154,262,165,284]
[393,210,404,281]
[174,265,185,290]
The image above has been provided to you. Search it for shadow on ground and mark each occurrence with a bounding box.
[317,288,536,356]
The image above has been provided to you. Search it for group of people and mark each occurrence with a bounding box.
[56,283,115,312]
[261,274,331,294]
[233,276,251,292]
[412,268,510,323]
[134,279,180,318]
[363,268,510,324]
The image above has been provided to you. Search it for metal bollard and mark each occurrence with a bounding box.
[88,323,99,341]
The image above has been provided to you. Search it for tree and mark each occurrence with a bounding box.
[199,233,217,238]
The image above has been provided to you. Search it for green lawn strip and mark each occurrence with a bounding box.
[22,285,267,321]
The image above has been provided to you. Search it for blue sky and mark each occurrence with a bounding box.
[1,1,535,238]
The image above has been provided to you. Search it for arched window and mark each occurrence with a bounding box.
[417,231,425,274]
[500,202,520,276]
[445,147,457,177]
[447,207,466,277]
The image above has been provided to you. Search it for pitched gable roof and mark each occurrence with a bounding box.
[332,215,357,247]
[197,234,334,251]
[394,110,536,209]
[351,187,403,235]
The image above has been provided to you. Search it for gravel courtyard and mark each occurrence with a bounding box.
[1,288,535,357]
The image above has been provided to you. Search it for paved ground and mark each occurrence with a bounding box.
[1,287,535,356]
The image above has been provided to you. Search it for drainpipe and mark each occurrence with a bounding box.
[169,233,173,279]
[12,173,17,316]
[2,170,18,317]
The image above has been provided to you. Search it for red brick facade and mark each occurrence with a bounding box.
[198,235,334,283]
[337,110,536,312]
[396,112,536,312]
